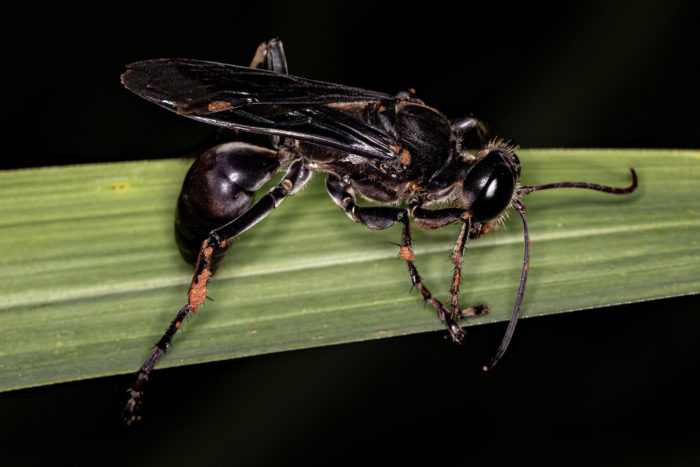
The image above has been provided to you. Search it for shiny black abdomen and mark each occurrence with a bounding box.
[175,142,282,267]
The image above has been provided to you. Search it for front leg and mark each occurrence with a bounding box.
[411,205,489,321]
[325,174,468,342]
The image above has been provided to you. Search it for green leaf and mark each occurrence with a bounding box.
[0,149,698,391]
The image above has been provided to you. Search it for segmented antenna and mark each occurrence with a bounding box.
[484,167,638,370]
[517,167,637,196]
[483,199,529,371]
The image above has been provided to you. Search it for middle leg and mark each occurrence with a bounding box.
[325,174,469,342]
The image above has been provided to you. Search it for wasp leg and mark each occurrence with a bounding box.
[187,159,311,311]
[446,219,489,320]
[175,142,286,269]
[451,116,490,145]
[123,160,311,425]
[325,174,466,342]
[250,37,288,74]
[410,206,489,321]
[249,38,289,150]
[183,39,289,153]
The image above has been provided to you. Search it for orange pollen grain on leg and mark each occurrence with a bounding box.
[175,321,181,328]
[208,101,233,112]
[461,212,471,220]
[398,246,415,261]
[400,149,411,165]
[203,246,214,257]
[188,270,212,307]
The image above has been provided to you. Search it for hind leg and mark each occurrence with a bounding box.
[175,142,288,269]
[250,37,288,74]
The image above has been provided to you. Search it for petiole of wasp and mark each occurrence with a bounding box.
[120,38,638,424]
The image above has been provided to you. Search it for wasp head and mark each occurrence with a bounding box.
[462,140,521,225]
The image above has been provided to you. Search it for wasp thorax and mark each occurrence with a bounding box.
[463,148,519,222]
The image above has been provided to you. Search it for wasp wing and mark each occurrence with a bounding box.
[122,59,400,161]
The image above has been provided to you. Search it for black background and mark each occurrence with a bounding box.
[2,1,699,465]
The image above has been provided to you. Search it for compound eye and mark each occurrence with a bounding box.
[471,165,515,221]
[463,151,517,222]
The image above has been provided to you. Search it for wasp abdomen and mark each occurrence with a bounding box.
[175,142,282,268]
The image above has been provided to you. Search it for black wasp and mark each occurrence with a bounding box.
[121,38,637,423]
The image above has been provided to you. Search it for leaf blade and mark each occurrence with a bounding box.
[0,149,698,391]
